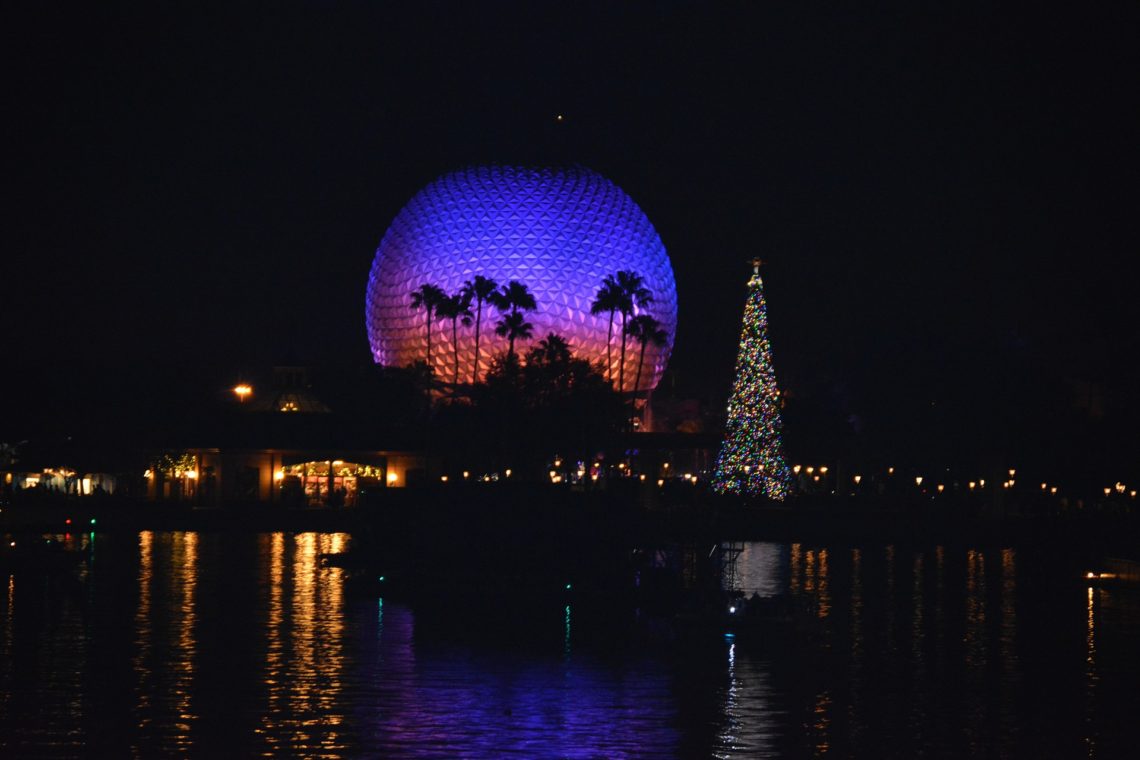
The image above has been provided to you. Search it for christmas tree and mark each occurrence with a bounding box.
[712,260,792,500]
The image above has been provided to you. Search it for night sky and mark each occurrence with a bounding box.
[5,3,1137,479]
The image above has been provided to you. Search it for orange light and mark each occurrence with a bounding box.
[915,476,923,486]
[233,383,253,401]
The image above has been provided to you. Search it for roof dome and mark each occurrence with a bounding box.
[365,165,677,391]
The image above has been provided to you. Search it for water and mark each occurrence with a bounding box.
[1,532,1138,758]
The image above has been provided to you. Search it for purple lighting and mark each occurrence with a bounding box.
[365,166,677,391]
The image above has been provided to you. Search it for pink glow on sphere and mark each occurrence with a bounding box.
[365,166,677,391]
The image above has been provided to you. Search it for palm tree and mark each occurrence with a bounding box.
[590,275,621,384]
[625,314,668,402]
[490,280,537,361]
[436,291,474,384]
[461,275,498,383]
[533,332,571,365]
[491,280,537,315]
[494,310,534,360]
[409,283,448,370]
[612,270,653,393]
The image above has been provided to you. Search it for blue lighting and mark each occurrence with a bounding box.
[365,166,677,391]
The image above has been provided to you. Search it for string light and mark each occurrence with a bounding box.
[711,263,791,500]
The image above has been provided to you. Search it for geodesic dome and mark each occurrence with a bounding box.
[365,165,677,391]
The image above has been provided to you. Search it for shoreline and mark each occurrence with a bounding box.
[3,491,1136,555]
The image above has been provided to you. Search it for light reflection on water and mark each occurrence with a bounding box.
[0,535,1138,757]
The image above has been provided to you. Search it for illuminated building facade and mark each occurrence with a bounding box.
[365,165,677,391]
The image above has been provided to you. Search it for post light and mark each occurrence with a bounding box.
[505,469,512,478]
[657,479,664,487]
[463,471,470,480]
[1009,480,1015,487]
[663,463,670,470]
[274,469,284,482]
[937,484,945,493]
[549,470,557,478]
[743,465,751,473]
[1009,469,1016,478]
[639,474,646,481]
[1115,482,1125,494]
[853,475,862,485]
[915,476,923,486]
[1104,487,1111,496]
[1041,483,1047,490]
[233,383,253,402]
[553,459,562,467]
[979,479,985,488]
[440,475,448,483]
[1003,482,1009,489]
[806,466,814,475]
[1131,490,1137,499]
[186,470,198,480]
[968,481,976,490]
[793,465,802,475]
[820,466,829,475]
[888,467,895,475]
[1050,486,1058,495]
[387,472,398,484]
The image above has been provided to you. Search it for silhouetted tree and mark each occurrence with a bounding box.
[626,314,668,399]
[436,291,474,384]
[590,275,622,384]
[491,280,537,361]
[494,311,534,360]
[409,283,447,370]
[626,314,668,429]
[461,275,499,384]
[612,270,653,393]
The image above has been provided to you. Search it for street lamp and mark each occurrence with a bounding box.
[233,383,252,402]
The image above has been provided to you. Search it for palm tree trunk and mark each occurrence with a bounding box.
[472,300,483,383]
[452,318,460,384]
[635,341,647,398]
[508,334,515,360]
[618,311,628,393]
[633,340,647,430]
[606,309,615,383]
[426,307,433,370]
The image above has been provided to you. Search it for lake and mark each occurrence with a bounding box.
[1,531,1137,757]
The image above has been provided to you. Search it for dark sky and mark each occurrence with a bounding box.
[4,2,1137,475]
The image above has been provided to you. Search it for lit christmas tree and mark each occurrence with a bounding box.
[712,259,792,500]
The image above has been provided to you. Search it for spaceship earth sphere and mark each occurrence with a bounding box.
[365,166,677,391]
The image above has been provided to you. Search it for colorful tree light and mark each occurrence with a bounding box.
[711,260,792,500]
